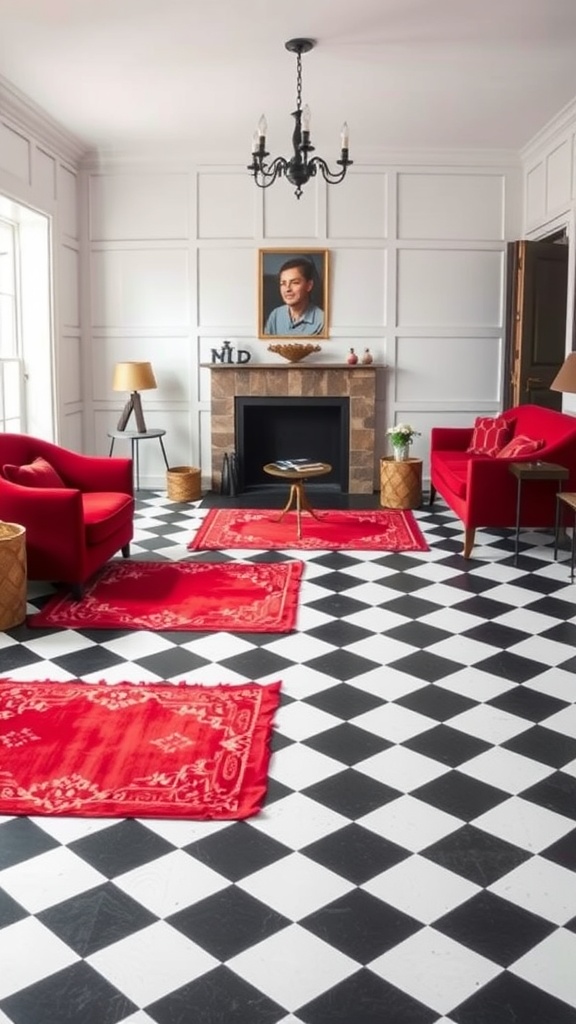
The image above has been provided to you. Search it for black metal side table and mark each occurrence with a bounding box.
[509,461,569,565]
[108,429,169,491]
[554,492,576,580]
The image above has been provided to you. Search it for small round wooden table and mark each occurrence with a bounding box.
[263,462,332,539]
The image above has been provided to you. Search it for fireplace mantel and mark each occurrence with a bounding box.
[202,363,378,370]
[206,364,377,494]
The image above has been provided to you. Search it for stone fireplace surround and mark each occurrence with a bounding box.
[207,364,377,494]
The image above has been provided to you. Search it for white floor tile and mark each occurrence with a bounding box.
[489,856,576,925]
[228,924,357,1013]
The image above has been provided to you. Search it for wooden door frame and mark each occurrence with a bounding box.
[526,204,576,408]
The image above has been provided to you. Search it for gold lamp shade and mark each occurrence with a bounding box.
[112,361,157,432]
[551,353,576,394]
[113,361,157,393]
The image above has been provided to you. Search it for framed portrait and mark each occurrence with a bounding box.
[258,248,329,339]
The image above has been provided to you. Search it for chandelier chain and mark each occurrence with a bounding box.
[296,50,303,113]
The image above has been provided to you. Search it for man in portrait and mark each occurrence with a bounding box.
[264,256,324,335]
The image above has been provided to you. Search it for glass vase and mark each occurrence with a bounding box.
[393,444,410,462]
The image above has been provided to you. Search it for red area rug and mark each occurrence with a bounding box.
[28,560,302,632]
[0,679,280,819]
[189,508,429,552]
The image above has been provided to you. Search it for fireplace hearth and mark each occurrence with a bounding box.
[206,364,377,494]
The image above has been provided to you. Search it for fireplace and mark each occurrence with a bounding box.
[206,364,377,494]
[236,396,350,491]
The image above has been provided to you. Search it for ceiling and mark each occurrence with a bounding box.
[1,0,576,159]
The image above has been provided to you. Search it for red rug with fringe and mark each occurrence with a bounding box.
[0,679,280,819]
[189,507,429,552]
[28,560,303,632]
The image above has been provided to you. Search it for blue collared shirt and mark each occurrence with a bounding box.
[265,303,324,336]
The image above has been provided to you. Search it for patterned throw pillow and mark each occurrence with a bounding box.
[467,416,511,456]
[496,435,545,459]
[3,456,66,487]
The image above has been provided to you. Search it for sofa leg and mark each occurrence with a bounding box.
[70,583,84,601]
[463,528,475,558]
[121,543,130,558]
[429,484,436,505]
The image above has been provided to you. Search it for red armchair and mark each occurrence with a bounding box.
[0,434,134,596]
[430,405,576,557]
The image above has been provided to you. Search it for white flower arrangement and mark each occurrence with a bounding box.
[386,423,420,447]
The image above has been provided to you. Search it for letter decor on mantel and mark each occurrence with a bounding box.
[211,341,252,365]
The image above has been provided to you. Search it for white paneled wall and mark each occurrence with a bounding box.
[1,76,531,489]
[83,159,521,488]
[0,91,84,447]
[523,98,576,232]
[522,97,576,413]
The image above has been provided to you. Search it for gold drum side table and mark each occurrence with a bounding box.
[380,457,423,509]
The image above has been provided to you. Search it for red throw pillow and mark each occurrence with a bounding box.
[467,416,511,456]
[3,456,66,487]
[496,435,545,459]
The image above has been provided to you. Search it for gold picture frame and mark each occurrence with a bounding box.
[258,248,329,339]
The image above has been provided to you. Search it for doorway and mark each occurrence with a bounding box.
[503,235,569,410]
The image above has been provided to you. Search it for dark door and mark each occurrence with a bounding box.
[503,239,568,409]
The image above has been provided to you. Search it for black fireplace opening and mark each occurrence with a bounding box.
[235,396,350,492]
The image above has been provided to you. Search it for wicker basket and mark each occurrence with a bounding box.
[380,457,422,509]
[0,522,27,629]
[167,466,201,502]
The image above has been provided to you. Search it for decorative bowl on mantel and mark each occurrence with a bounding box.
[267,342,321,363]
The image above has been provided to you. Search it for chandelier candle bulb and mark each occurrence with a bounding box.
[341,122,349,149]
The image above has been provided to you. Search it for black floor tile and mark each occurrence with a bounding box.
[301,889,421,962]
[167,886,289,959]
[298,969,438,1024]
[184,822,290,881]
[146,965,284,1024]
[303,769,400,819]
[0,817,59,869]
[421,824,530,886]
[37,882,157,956]
[450,971,576,1024]
[302,824,410,884]
[69,819,176,876]
[0,961,136,1024]
[434,889,555,966]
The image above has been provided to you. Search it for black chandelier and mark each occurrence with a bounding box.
[247,38,352,200]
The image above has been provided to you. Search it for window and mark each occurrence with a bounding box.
[0,217,18,358]
[0,216,24,431]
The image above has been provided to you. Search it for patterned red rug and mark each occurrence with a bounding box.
[189,508,429,552]
[28,560,303,632]
[0,679,280,819]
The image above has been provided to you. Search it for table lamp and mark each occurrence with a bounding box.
[113,361,157,432]
[551,352,576,397]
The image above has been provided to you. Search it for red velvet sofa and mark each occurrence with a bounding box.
[430,404,576,557]
[0,434,134,595]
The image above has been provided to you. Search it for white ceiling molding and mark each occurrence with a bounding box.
[0,73,88,166]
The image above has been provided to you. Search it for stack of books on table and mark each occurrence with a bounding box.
[272,459,326,471]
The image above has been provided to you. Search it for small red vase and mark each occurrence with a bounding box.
[347,348,358,365]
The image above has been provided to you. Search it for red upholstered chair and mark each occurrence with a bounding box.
[0,434,134,597]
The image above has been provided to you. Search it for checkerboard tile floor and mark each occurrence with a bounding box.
[1,492,576,1023]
